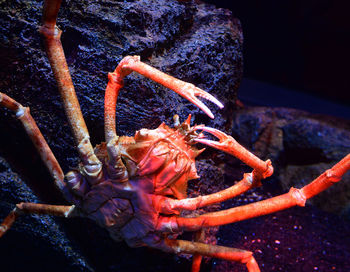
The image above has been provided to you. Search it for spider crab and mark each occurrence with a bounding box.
[1,0,349,271]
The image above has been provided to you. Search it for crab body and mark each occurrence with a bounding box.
[67,121,200,247]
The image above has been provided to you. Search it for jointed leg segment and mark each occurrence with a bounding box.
[191,230,205,272]
[0,203,75,238]
[0,0,92,238]
[104,55,224,141]
[0,92,78,236]
[161,239,260,272]
[0,93,65,190]
[104,56,224,142]
[40,0,102,182]
[155,154,350,233]
[153,171,261,214]
[150,154,349,272]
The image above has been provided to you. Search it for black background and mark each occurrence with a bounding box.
[203,0,350,107]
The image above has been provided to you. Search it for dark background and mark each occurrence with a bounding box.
[204,0,350,114]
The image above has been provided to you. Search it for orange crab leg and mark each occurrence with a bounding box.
[0,203,75,238]
[40,0,102,182]
[123,56,224,118]
[194,126,273,178]
[104,56,134,143]
[301,153,350,199]
[104,56,224,142]
[104,57,135,180]
[154,171,262,214]
[157,154,350,232]
[0,93,65,190]
[191,230,205,272]
[161,239,260,272]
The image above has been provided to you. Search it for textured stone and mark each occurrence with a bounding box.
[0,156,91,271]
[230,106,350,215]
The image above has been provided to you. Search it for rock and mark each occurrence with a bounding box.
[0,156,91,271]
[231,106,350,216]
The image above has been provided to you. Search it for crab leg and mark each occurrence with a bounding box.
[153,171,262,214]
[191,230,205,272]
[0,203,75,238]
[104,56,223,179]
[104,57,133,180]
[194,127,273,178]
[123,56,224,118]
[0,93,66,190]
[157,239,260,272]
[40,0,102,182]
[104,57,132,143]
[156,154,350,232]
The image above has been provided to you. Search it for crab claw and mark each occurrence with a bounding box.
[176,83,224,119]
[194,126,274,178]
[120,57,224,119]
[193,126,232,150]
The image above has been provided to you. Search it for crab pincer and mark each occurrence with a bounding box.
[174,82,224,119]
[117,56,224,119]
[194,126,274,178]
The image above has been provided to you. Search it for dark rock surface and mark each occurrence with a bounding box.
[212,205,350,272]
[230,106,350,217]
[0,156,91,271]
